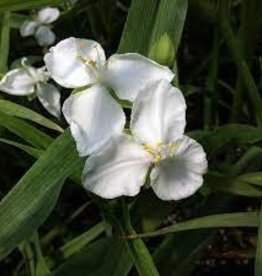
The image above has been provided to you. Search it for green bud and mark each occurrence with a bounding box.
[149,33,175,67]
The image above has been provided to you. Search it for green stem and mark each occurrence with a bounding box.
[204,28,219,130]
[0,11,10,74]
[230,0,262,122]
[218,8,262,128]
[22,242,35,276]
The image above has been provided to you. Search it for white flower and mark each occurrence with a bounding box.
[0,58,61,118]
[44,37,174,156]
[82,80,208,201]
[20,7,60,46]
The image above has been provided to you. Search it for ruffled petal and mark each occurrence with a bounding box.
[82,135,151,199]
[62,84,125,156]
[44,37,106,88]
[150,136,208,201]
[105,53,174,101]
[20,20,39,37]
[35,26,56,46]
[0,69,35,95]
[37,7,60,24]
[36,83,61,118]
[131,80,186,145]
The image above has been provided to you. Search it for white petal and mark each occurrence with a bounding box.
[0,69,35,95]
[105,53,174,101]
[37,7,60,24]
[20,20,39,37]
[82,135,151,199]
[150,136,208,201]
[62,84,125,156]
[35,26,55,46]
[36,83,61,118]
[44,37,106,88]
[131,80,186,145]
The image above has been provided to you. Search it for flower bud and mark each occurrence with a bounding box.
[149,33,175,67]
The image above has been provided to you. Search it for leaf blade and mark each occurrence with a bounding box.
[0,130,81,261]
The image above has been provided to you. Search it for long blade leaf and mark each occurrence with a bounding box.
[125,212,259,239]
[0,129,81,261]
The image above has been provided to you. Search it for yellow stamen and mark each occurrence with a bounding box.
[143,144,153,152]
[168,142,177,151]
[76,56,97,67]
[156,140,164,148]
[153,154,162,164]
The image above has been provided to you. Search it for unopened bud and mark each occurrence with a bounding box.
[149,33,175,67]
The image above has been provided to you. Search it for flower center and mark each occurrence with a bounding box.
[143,140,177,164]
[76,42,99,68]
[76,56,97,67]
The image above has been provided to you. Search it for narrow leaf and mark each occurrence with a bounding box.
[0,0,65,11]
[0,138,42,158]
[0,11,10,74]
[0,99,64,133]
[206,173,262,198]
[0,111,53,149]
[0,130,82,261]
[121,200,160,276]
[125,212,259,239]
[51,238,133,276]
[59,222,106,259]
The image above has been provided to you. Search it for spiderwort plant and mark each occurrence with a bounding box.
[0,58,61,118]
[82,80,208,200]
[44,37,174,155]
[20,7,60,46]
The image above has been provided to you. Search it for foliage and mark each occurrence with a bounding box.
[0,0,262,275]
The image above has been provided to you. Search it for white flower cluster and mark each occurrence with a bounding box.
[0,35,208,201]
[0,58,60,118]
[20,7,60,46]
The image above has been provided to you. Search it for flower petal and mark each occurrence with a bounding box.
[35,26,55,46]
[150,136,208,201]
[36,83,61,118]
[20,20,39,37]
[82,135,151,199]
[105,53,174,101]
[131,80,186,145]
[44,37,105,88]
[37,7,60,24]
[0,69,35,95]
[62,84,125,156]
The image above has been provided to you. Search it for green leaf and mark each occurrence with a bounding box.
[59,221,106,259]
[0,138,43,158]
[118,0,159,55]
[118,0,187,67]
[132,191,173,232]
[0,11,10,74]
[121,200,160,276]
[0,0,65,11]
[218,3,262,128]
[149,0,188,57]
[0,130,82,261]
[199,124,262,157]
[10,12,28,28]
[125,212,259,239]
[206,172,262,198]
[153,194,239,275]
[0,111,53,149]
[239,172,262,187]
[51,238,133,276]
[0,99,64,133]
